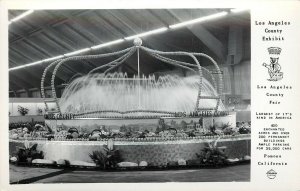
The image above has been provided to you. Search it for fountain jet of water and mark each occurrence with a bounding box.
[59,72,224,117]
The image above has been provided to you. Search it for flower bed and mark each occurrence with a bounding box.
[9,121,251,141]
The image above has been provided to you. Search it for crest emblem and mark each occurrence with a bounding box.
[262,47,283,81]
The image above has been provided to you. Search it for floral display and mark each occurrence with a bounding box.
[9,120,251,141]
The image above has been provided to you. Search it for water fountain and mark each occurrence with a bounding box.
[41,38,232,129]
[10,39,250,167]
[59,73,224,116]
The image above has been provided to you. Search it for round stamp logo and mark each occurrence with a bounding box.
[266,169,277,179]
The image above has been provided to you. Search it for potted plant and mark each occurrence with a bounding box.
[15,140,44,164]
[18,106,29,116]
[196,137,228,167]
[89,141,122,169]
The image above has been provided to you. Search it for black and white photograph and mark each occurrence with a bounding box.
[7,8,251,183]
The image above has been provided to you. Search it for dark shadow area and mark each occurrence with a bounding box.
[10,169,73,184]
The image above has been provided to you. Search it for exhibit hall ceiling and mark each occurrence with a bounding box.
[8,9,250,92]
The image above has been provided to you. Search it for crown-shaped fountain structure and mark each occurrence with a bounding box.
[41,38,224,118]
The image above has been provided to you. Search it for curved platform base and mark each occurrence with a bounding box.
[10,135,250,166]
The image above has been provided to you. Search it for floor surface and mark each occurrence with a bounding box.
[10,164,250,184]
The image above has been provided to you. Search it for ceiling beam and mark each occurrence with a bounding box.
[190,25,226,60]
[9,57,19,67]
[146,10,170,27]
[42,26,78,51]
[167,9,226,61]
[92,12,122,39]
[9,46,36,62]
[10,42,49,61]
[10,27,83,83]
[106,10,138,35]
[10,10,92,44]
[60,11,102,44]
[92,11,127,39]
[23,39,55,58]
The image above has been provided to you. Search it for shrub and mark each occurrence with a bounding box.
[89,145,122,169]
[196,137,228,167]
[16,141,44,164]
